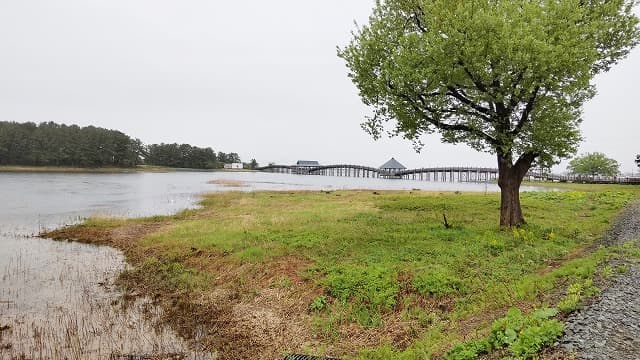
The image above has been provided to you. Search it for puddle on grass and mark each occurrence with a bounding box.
[0,235,212,359]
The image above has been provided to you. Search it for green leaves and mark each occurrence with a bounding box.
[446,306,564,359]
[324,264,400,311]
[339,0,640,163]
[568,152,621,177]
[450,307,564,358]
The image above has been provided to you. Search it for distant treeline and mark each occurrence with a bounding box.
[0,121,256,169]
[146,143,241,169]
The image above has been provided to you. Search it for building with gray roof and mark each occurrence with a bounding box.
[296,160,320,167]
[379,158,406,171]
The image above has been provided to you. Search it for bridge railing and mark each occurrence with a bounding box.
[255,165,640,185]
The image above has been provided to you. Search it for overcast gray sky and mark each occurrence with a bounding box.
[1,1,638,172]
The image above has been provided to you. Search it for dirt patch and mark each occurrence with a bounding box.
[42,222,164,247]
[208,179,248,187]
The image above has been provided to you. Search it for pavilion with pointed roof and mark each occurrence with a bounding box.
[379,157,406,172]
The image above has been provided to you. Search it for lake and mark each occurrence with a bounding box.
[0,170,553,358]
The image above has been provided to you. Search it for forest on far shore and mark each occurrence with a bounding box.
[0,121,254,169]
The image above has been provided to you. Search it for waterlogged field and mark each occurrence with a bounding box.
[0,236,212,359]
[2,171,541,358]
[49,187,640,359]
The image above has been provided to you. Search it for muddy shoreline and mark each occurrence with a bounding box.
[33,190,640,359]
[43,222,321,359]
[0,233,208,359]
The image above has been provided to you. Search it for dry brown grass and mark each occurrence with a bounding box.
[42,223,330,359]
[208,179,248,187]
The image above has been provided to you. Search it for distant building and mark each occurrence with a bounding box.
[224,163,243,169]
[379,158,406,172]
[296,160,320,167]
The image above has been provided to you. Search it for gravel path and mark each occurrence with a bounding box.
[558,203,640,359]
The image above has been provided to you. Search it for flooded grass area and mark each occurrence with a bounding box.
[0,171,570,359]
[45,188,640,359]
[0,235,212,359]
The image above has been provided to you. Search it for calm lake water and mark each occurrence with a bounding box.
[0,171,553,358]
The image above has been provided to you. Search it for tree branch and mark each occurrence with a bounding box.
[514,151,538,179]
[446,87,494,119]
[412,8,428,33]
[458,59,491,94]
[402,93,499,147]
[386,78,499,147]
[511,86,540,136]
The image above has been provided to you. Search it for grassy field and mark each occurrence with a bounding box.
[46,185,640,359]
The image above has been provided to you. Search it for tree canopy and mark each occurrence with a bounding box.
[145,143,220,169]
[568,152,620,177]
[0,121,143,167]
[0,121,247,169]
[340,0,639,226]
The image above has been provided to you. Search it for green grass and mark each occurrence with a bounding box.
[76,186,640,358]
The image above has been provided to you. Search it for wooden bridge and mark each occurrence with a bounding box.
[256,164,499,182]
[256,164,640,185]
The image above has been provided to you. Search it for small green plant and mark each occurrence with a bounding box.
[310,295,328,312]
[311,310,342,341]
[601,265,613,278]
[351,303,383,327]
[616,264,629,274]
[444,339,490,360]
[558,293,581,314]
[485,237,507,255]
[512,228,536,244]
[401,306,435,328]
[273,276,293,289]
[558,280,600,314]
[509,318,564,357]
[447,307,563,359]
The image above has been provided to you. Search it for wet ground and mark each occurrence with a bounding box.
[0,171,559,358]
[0,237,210,359]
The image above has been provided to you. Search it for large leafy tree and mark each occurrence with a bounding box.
[339,0,639,227]
[568,152,620,177]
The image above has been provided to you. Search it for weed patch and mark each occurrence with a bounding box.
[446,308,563,359]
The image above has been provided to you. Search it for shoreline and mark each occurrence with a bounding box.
[39,188,640,359]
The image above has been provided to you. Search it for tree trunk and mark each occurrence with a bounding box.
[497,152,537,228]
